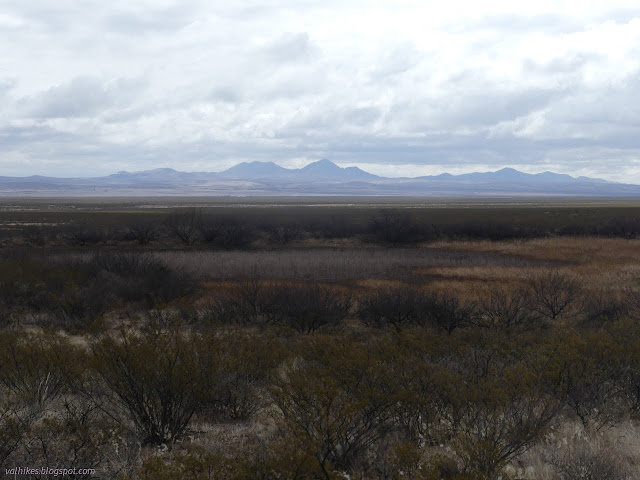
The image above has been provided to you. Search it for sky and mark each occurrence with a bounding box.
[1,1,640,181]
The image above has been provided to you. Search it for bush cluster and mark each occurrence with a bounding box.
[3,311,640,479]
[10,208,640,250]
[0,251,193,330]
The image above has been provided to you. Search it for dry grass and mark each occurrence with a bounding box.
[427,237,640,292]
[155,247,558,283]
[151,237,640,300]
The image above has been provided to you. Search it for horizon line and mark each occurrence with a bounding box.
[0,160,611,183]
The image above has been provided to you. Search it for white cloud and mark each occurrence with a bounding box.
[0,1,639,181]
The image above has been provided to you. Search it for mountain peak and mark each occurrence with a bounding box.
[220,161,289,179]
[302,159,341,171]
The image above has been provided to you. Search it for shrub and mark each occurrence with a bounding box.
[124,223,159,245]
[200,218,253,248]
[444,222,545,241]
[549,441,628,480]
[89,324,218,445]
[23,226,47,246]
[261,283,350,333]
[547,330,624,429]
[0,402,24,467]
[0,331,82,409]
[476,286,542,330]
[265,225,304,245]
[89,252,195,305]
[10,399,120,479]
[580,289,628,327]
[368,209,420,244]
[271,338,401,475]
[213,335,285,420]
[527,271,582,321]
[0,331,83,464]
[422,291,477,334]
[65,225,108,246]
[164,208,202,245]
[357,287,429,332]
[200,293,244,326]
[235,277,264,323]
[449,340,565,479]
[596,217,640,239]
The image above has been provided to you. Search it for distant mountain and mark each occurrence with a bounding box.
[0,160,637,197]
[218,159,378,182]
[298,159,379,181]
[418,167,584,184]
[218,161,290,180]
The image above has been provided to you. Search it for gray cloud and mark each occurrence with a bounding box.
[105,5,197,35]
[19,76,147,119]
[263,33,318,63]
[210,86,243,103]
[1,1,640,182]
[0,78,16,99]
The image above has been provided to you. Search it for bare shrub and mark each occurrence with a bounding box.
[422,291,477,334]
[444,221,545,241]
[368,438,429,480]
[49,284,109,331]
[204,277,350,333]
[596,217,640,239]
[356,287,476,334]
[0,401,26,466]
[271,338,400,475]
[0,331,82,464]
[265,225,304,244]
[11,399,121,479]
[549,330,624,429]
[527,271,582,321]
[580,289,628,327]
[261,283,350,333]
[549,441,629,480]
[36,252,194,330]
[357,286,429,332]
[0,331,81,409]
[368,209,420,244]
[449,344,565,479]
[204,279,351,331]
[23,226,47,246]
[89,251,195,305]
[125,223,159,245]
[200,217,253,248]
[65,225,108,246]
[236,276,265,323]
[476,285,542,330]
[213,335,285,421]
[201,293,244,326]
[89,324,218,445]
[163,208,202,245]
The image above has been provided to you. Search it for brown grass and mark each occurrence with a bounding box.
[155,246,559,284]
[425,237,640,293]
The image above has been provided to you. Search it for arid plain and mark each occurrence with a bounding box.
[2,197,640,479]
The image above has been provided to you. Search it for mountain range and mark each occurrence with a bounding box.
[0,159,638,197]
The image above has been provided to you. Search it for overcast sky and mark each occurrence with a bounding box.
[1,1,639,180]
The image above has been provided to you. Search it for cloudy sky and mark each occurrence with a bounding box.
[1,1,640,180]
